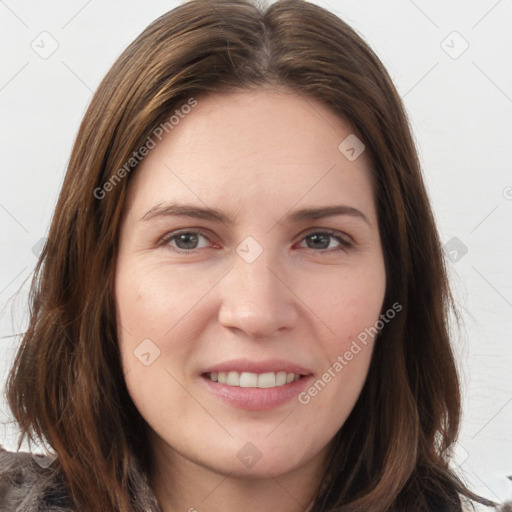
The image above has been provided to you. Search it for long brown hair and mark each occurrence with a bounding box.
[4,0,497,510]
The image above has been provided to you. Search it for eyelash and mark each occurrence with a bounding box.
[159,229,353,255]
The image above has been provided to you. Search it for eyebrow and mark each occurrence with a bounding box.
[140,202,371,226]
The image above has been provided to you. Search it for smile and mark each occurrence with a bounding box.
[206,371,302,388]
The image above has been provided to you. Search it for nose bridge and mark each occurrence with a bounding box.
[217,241,297,337]
[234,244,277,296]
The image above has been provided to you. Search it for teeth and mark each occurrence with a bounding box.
[258,372,275,388]
[275,371,287,386]
[240,372,258,387]
[226,371,239,386]
[207,371,302,388]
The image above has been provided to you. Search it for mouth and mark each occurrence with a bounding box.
[203,371,304,388]
[199,359,313,410]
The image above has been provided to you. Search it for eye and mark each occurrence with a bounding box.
[296,230,352,253]
[160,230,213,252]
[159,229,352,254]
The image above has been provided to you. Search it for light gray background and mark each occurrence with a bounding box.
[1,0,511,508]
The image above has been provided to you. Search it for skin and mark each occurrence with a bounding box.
[114,88,387,512]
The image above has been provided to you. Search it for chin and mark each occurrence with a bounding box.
[208,453,307,480]
[199,434,324,480]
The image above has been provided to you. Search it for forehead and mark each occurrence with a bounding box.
[124,89,376,222]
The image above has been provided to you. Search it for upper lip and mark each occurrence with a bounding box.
[202,358,313,376]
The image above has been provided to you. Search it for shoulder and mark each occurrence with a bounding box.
[0,443,72,511]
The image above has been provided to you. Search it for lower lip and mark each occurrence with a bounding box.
[201,375,313,411]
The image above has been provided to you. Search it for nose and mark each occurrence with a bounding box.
[217,248,298,339]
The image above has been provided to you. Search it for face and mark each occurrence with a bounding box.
[114,89,386,480]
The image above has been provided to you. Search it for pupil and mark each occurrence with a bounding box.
[177,233,198,249]
[308,233,329,249]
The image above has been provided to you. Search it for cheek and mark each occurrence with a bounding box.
[114,264,199,433]
[296,259,386,349]
[114,260,216,403]
[114,262,181,390]
[114,259,214,342]
[296,318,378,446]
[293,259,385,418]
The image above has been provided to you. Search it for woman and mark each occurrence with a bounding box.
[0,0,502,510]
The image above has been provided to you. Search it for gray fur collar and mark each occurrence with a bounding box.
[0,444,161,511]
